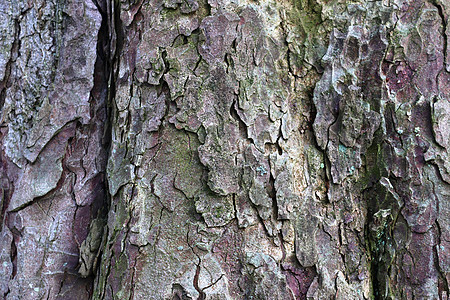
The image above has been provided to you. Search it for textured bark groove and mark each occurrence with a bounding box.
[0,0,449,299]
[0,0,111,298]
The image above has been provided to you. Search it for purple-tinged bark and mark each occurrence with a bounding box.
[0,0,449,299]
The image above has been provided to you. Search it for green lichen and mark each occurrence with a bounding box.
[285,0,328,72]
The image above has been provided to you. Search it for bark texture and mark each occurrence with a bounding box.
[0,0,449,299]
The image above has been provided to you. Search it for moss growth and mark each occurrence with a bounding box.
[357,138,384,189]
[214,205,225,218]
[285,0,329,72]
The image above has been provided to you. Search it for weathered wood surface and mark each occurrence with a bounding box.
[0,0,448,299]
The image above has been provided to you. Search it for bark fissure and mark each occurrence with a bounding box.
[431,0,448,71]
[1,0,449,299]
[0,19,19,111]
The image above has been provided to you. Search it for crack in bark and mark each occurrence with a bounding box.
[230,99,252,145]
[0,19,20,111]
[186,225,206,300]
[431,0,448,72]
[73,0,116,295]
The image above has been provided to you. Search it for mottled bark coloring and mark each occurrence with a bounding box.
[0,0,449,299]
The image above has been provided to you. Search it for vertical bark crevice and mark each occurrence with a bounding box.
[431,0,448,71]
[75,0,116,287]
[0,19,19,112]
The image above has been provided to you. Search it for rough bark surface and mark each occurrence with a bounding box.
[0,0,449,299]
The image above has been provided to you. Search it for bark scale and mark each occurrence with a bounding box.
[0,0,448,299]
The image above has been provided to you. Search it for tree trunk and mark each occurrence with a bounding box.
[0,0,449,299]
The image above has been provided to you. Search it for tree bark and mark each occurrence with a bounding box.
[0,0,449,299]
